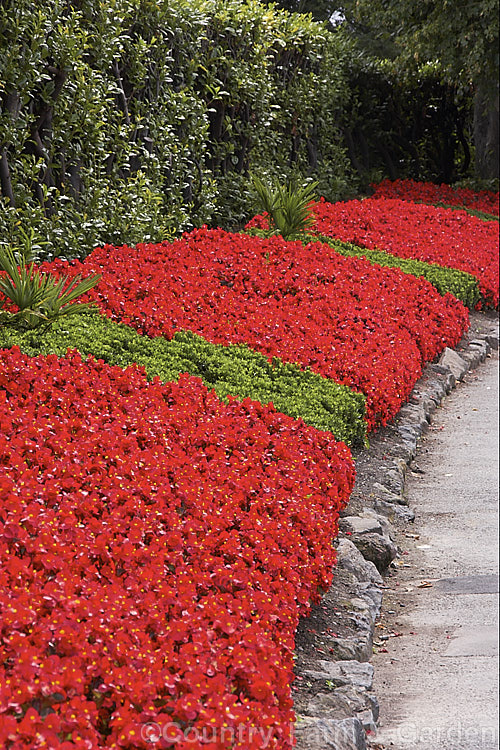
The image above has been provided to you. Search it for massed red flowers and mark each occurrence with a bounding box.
[0,347,354,749]
[310,197,499,308]
[43,227,469,430]
[370,178,499,217]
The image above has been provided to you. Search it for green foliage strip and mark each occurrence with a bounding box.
[309,233,481,309]
[0,313,367,447]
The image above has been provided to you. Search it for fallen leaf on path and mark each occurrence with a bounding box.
[410,463,425,473]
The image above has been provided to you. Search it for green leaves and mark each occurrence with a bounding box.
[0,243,101,330]
[342,0,498,100]
[0,0,356,255]
[310,233,481,309]
[0,313,367,446]
[251,175,318,240]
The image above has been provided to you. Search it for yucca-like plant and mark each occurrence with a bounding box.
[252,176,318,240]
[0,244,101,330]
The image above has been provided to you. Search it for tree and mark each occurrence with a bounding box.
[341,0,499,180]
[258,0,340,24]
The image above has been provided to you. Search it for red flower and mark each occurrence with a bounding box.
[371,178,499,217]
[310,195,499,308]
[39,226,469,428]
[0,347,354,748]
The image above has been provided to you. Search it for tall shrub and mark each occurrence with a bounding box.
[0,0,353,258]
[0,0,215,258]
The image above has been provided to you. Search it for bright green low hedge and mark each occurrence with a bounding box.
[308,233,481,309]
[431,204,499,222]
[0,313,367,446]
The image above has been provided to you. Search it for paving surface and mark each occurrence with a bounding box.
[371,351,499,750]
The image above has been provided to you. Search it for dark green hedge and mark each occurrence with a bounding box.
[0,0,353,258]
[336,54,474,188]
[0,313,367,446]
[309,233,481,309]
[1,1,479,259]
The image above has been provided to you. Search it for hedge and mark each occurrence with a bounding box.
[245,226,480,309]
[0,0,352,259]
[309,234,481,309]
[0,312,367,446]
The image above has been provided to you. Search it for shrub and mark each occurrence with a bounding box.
[0,0,352,258]
[0,313,367,446]
[251,176,318,240]
[0,235,100,329]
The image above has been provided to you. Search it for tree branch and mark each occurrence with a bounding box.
[0,149,15,206]
[113,60,131,125]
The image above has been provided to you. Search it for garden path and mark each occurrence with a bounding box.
[371,347,499,750]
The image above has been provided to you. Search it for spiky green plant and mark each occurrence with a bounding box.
[251,176,318,240]
[0,244,100,330]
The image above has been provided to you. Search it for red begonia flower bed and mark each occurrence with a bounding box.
[43,228,468,430]
[307,197,499,308]
[0,347,354,748]
[370,178,499,217]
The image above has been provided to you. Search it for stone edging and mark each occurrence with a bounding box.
[292,316,499,750]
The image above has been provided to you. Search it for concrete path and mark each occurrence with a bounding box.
[371,351,499,750]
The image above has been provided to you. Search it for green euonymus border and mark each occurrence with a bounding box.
[430,203,499,222]
[244,226,480,308]
[308,233,481,309]
[0,313,367,447]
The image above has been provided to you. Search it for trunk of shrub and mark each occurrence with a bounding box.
[473,79,499,179]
